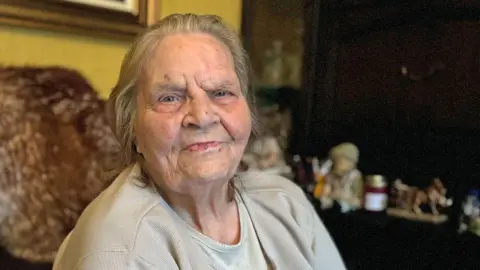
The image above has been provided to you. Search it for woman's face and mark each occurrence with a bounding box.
[135,33,251,191]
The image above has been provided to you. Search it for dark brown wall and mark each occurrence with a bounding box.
[335,20,480,129]
[294,1,480,188]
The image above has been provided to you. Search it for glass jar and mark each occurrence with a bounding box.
[364,175,388,212]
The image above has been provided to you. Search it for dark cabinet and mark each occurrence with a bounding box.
[334,20,480,129]
[296,4,480,268]
[295,0,480,188]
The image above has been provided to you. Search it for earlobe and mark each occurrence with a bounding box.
[134,139,143,154]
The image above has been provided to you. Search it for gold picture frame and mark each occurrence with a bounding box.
[0,0,157,40]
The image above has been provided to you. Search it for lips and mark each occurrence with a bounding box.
[186,141,220,151]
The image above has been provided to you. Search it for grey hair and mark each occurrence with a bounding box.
[106,13,259,169]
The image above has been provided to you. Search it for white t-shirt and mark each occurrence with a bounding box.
[188,200,270,270]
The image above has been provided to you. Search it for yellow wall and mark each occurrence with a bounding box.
[0,0,242,99]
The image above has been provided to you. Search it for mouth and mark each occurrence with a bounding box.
[185,141,221,152]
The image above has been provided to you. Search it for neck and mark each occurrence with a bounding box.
[145,168,240,244]
[165,180,235,227]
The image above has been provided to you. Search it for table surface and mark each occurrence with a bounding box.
[317,204,480,270]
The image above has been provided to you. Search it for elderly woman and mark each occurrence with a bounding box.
[53,14,345,270]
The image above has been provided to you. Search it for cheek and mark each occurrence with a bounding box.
[136,113,181,155]
[221,100,252,142]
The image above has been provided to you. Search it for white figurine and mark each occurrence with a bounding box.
[313,143,364,212]
[241,135,291,175]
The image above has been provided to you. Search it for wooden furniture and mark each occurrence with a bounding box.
[0,0,157,40]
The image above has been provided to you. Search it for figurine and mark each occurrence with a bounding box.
[240,103,292,176]
[414,178,452,215]
[458,189,480,234]
[313,143,364,212]
[261,40,288,87]
[390,179,413,209]
[388,178,453,223]
[241,135,291,175]
[312,158,331,196]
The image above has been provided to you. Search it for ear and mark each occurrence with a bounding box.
[134,138,143,154]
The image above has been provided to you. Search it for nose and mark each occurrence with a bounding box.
[182,93,219,129]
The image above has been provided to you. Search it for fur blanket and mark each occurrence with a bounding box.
[0,67,120,262]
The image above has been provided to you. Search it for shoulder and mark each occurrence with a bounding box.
[54,164,167,268]
[236,172,333,266]
[236,171,299,193]
[237,171,307,200]
[237,172,346,269]
[75,164,161,245]
[237,172,314,217]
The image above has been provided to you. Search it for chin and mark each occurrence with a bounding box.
[179,145,239,180]
[190,173,231,184]
[189,163,236,183]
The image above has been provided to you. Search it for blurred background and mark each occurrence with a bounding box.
[1,0,479,269]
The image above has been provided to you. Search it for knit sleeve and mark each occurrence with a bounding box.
[310,207,347,269]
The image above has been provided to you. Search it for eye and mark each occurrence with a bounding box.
[212,90,232,98]
[158,95,179,103]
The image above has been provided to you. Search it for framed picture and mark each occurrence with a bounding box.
[0,0,157,40]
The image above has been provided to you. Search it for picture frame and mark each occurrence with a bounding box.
[0,0,157,40]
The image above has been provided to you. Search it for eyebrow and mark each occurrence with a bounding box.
[151,80,236,94]
[199,80,236,91]
[152,83,186,93]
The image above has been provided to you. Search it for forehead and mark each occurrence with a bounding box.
[147,33,236,82]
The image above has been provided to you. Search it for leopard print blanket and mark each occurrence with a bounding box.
[0,66,120,262]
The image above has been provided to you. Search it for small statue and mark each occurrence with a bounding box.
[390,179,412,209]
[388,178,453,223]
[241,135,291,175]
[391,178,452,215]
[261,40,288,87]
[458,189,480,234]
[414,178,453,215]
[240,103,292,176]
[313,143,363,212]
